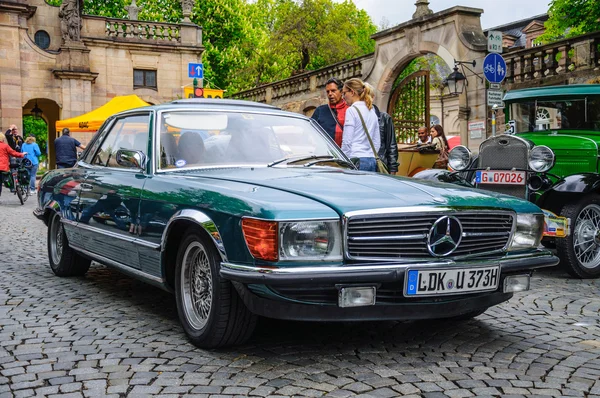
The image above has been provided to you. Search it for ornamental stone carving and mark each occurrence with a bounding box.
[58,0,84,44]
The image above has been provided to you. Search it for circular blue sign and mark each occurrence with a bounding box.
[483,53,507,84]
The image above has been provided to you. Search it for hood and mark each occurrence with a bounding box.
[176,167,541,215]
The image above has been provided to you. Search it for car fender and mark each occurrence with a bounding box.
[412,169,474,187]
[161,208,227,261]
[537,173,600,212]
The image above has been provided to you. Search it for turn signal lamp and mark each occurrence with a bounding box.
[241,218,278,261]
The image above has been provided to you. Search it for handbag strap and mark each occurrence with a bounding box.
[352,106,378,159]
[328,105,343,130]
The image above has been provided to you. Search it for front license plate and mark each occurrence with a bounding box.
[405,266,500,297]
[476,170,525,185]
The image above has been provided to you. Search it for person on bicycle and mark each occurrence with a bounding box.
[0,132,26,197]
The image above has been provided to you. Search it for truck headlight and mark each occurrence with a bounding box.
[508,213,544,251]
[528,146,555,172]
[448,146,472,171]
[280,221,342,261]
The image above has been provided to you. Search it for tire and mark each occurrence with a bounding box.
[175,229,257,348]
[14,178,24,205]
[48,213,91,276]
[556,195,600,278]
[19,183,28,203]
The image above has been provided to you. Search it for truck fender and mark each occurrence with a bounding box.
[537,173,600,212]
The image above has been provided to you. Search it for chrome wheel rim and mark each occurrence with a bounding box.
[50,218,64,265]
[573,204,600,269]
[181,241,213,330]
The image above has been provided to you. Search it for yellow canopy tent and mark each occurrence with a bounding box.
[56,94,150,134]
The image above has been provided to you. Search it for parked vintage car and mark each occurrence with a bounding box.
[34,99,558,348]
[415,84,600,279]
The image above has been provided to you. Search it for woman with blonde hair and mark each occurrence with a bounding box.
[340,78,380,171]
[430,124,449,169]
[0,132,26,197]
[21,134,42,193]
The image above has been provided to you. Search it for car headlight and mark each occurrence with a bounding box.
[448,145,472,171]
[280,221,342,261]
[508,213,544,251]
[528,146,555,172]
[241,218,342,262]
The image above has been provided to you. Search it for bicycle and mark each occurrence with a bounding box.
[1,157,32,205]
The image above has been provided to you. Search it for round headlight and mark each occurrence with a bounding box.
[528,145,555,172]
[448,145,472,171]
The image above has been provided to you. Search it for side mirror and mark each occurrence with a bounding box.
[116,149,146,169]
[350,157,360,168]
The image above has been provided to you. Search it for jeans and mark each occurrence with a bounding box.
[358,157,377,172]
[29,163,38,190]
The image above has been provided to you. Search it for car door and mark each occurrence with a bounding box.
[77,112,151,270]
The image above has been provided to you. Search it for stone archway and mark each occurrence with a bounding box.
[363,4,487,149]
[23,98,60,169]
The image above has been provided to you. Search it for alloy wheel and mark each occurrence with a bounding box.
[180,241,213,330]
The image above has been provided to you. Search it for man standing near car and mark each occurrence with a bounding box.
[365,83,398,174]
[55,128,86,168]
[311,77,349,147]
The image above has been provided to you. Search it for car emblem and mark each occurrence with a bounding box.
[427,216,463,256]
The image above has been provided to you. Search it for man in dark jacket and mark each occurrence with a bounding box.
[6,125,24,151]
[365,83,398,174]
[311,77,349,147]
[55,128,86,168]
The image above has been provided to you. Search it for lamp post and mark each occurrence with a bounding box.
[31,100,43,120]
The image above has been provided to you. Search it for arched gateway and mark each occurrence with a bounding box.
[234,2,488,149]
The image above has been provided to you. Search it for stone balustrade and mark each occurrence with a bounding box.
[233,54,372,105]
[503,31,600,88]
[83,16,202,47]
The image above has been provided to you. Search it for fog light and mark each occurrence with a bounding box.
[503,275,530,293]
[338,287,376,308]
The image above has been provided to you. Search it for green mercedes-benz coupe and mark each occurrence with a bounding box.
[34,99,558,348]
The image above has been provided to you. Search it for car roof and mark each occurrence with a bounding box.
[504,84,600,102]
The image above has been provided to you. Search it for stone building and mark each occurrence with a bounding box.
[0,0,203,167]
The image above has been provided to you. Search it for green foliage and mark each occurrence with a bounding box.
[22,116,48,162]
[537,0,600,43]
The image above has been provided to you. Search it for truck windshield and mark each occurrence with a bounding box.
[510,98,600,133]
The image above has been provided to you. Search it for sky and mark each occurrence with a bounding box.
[352,0,551,31]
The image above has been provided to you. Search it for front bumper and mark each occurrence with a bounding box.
[220,251,559,321]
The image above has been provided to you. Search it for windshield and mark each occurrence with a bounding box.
[156,111,345,170]
[510,98,600,133]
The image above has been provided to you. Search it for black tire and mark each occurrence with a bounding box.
[175,229,257,348]
[556,195,600,279]
[19,183,28,203]
[14,178,24,205]
[47,213,91,276]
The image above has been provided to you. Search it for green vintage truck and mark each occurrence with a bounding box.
[416,84,600,279]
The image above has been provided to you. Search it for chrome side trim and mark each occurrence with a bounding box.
[70,245,166,288]
[161,209,227,261]
[221,250,555,275]
[348,234,426,242]
[63,220,161,250]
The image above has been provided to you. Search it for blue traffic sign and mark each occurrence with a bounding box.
[483,53,506,84]
[188,63,204,79]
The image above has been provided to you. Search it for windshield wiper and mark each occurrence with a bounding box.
[267,155,335,167]
[303,157,356,169]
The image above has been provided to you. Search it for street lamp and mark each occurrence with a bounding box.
[31,100,43,119]
[445,60,480,96]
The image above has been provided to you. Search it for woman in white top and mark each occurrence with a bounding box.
[340,78,380,171]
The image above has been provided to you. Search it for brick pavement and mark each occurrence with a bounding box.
[1,193,600,397]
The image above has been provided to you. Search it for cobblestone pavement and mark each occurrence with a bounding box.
[1,193,600,398]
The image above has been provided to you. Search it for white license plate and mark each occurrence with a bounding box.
[476,170,525,185]
[405,266,500,296]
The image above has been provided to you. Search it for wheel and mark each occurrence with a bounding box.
[48,213,91,276]
[14,178,24,205]
[175,229,257,348]
[18,183,28,203]
[556,195,600,278]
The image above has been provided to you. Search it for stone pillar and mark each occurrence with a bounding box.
[182,0,193,23]
[125,0,141,20]
[412,0,433,19]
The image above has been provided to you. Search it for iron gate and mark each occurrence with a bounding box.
[387,70,430,143]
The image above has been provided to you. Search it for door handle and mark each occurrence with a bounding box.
[80,183,93,192]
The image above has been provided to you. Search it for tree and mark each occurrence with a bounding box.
[537,0,600,43]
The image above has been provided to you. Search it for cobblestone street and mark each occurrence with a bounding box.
[1,193,600,397]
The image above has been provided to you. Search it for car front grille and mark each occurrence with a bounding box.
[345,211,514,260]
[477,135,530,198]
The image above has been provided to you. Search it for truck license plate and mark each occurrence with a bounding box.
[476,170,525,185]
[405,266,500,297]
